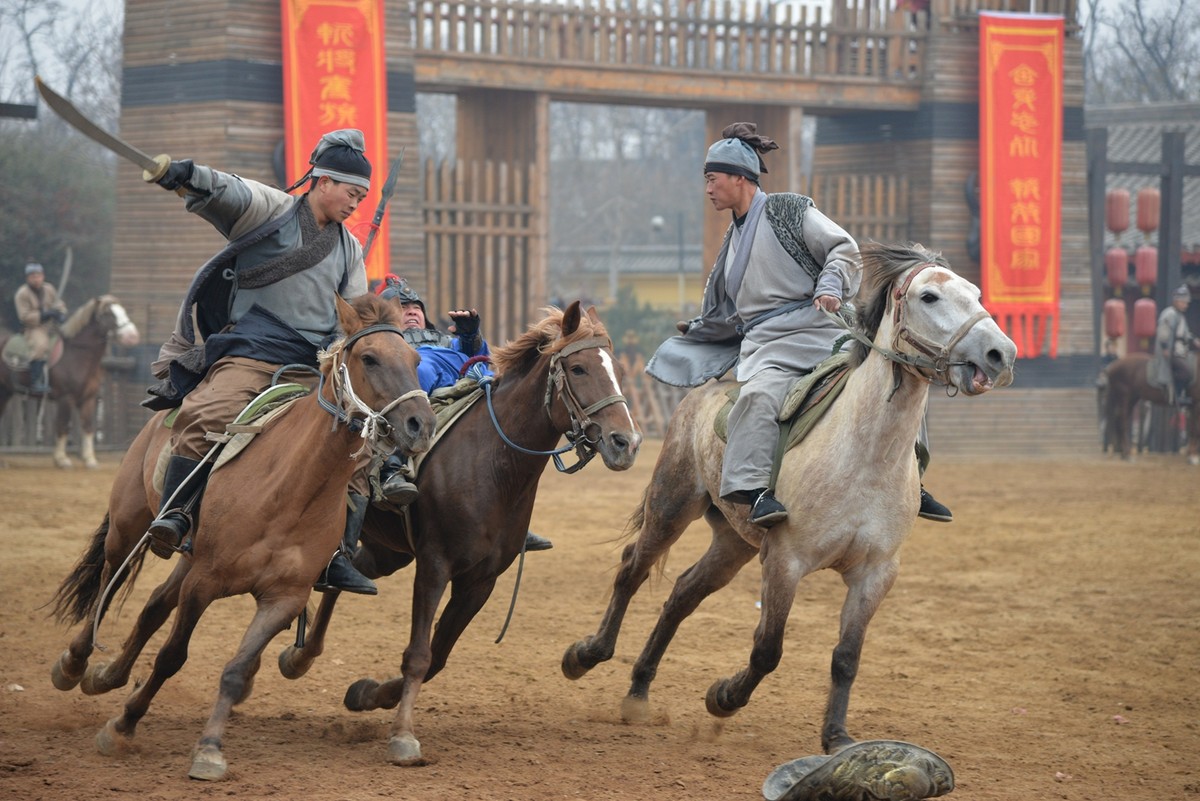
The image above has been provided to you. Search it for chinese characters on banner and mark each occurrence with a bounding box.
[979,12,1063,358]
[281,0,389,281]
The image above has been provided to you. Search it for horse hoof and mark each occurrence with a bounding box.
[85,459,100,470]
[344,678,381,712]
[704,681,740,718]
[54,457,74,470]
[189,744,228,781]
[387,734,424,766]
[278,646,312,680]
[50,650,84,691]
[1189,455,1199,466]
[620,694,653,724]
[81,663,120,695]
[561,643,592,680]
[95,719,134,756]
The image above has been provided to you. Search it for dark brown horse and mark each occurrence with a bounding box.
[0,295,140,467]
[273,301,643,766]
[1103,352,1199,464]
[48,293,436,780]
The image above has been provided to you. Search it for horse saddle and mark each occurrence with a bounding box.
[762,739,954,801]
[153,383,312,493]
[714,350,853,452]
[1,333,64,372]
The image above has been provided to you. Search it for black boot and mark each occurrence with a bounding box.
[315,493,378,595]
[379,454,419,505]
[524,531,554,551]
[148,455,212,558]
[749,488,788,527]
[28,360,48,394]
[918,486,953,522]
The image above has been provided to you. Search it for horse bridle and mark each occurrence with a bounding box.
[317,323,429,457]
[825,263,992,394]
[481,335,629,474]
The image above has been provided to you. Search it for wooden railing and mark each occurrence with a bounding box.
[413,0,927,83]
[807,173,911,245]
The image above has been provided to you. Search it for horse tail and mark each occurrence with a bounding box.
[623,488,648,541]
[48,513,144,626]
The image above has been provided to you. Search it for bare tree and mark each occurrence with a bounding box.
[1081,0,1200,104]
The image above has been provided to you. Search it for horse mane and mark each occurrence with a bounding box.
[318,293,404,366]
[490,306,611,377]
[58,296,102,339]
[848,242,950,367]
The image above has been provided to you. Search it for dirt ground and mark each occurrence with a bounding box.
[1,440,1197,801]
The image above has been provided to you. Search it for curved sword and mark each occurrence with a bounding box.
[363,147,405,261]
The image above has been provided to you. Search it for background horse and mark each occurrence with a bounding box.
[0,294,140,468]
[48,293,436,781]
[273,300,642,766]
[562,243,1016,756]
[1103,351,1200,464]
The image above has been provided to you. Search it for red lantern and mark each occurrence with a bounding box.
[1105,247,1128,293]
[1136,187,1160,234]
[1134,244,1158,290]
[1103,299,1126,339]
[1106,188,1129,235]
[1132,297,1157,339]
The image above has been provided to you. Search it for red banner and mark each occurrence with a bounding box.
[979,12,1063,358]
[281,0,388,282]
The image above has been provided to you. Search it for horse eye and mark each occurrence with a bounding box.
[570,364,587,376]
[361,353,380,367]
[920,291,938,304]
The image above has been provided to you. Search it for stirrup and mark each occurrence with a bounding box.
[147,511,191,559]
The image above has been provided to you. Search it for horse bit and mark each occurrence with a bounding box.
[480,335,628,474]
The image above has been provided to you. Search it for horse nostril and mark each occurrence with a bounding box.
[987,348,1006,367]
[612,433,631,452]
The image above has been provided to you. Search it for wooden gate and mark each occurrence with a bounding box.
[421,157,544,345]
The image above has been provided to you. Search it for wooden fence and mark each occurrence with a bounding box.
[807,173,910,245]
[421,158,543,345]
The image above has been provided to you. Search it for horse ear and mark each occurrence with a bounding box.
[562,300,582,336]
[585,305,602,325]
[335,294,360,336]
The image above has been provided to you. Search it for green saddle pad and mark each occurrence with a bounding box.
[715,351,853,453]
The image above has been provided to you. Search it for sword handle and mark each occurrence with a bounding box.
[141,154,172,184]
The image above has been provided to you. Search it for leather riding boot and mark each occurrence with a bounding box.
[918,486,953,522]
[28,360,48,394]
[315,493,378,595]
[524,531,554,551]
[148,455,212,558]
[379,454,419,505]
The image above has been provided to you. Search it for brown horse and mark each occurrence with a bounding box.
[0,295,140,468]
[272,301,643,766]
[48,293,436,780]
[1103,352,1199,464]
[561,244,1016,757]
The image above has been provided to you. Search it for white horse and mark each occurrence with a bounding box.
[562,242,1016,755]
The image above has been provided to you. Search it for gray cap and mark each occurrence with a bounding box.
[25,262,43,276]
[704,137,763,181]
[1174,284,1191,301]
[309,129,372,190]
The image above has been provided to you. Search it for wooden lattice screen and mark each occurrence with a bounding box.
[421,158,544,345]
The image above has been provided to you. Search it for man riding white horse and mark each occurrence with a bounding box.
[13,262,67,395]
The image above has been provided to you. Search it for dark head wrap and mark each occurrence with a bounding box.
[703,122,779,183]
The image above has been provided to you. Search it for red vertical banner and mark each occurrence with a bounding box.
[979,12,1063,358]
[281,0,389,282]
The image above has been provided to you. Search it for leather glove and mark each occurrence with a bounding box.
[450,310,482,357]
[53,309,67,323]
[675,320,691,334]
[156,159,195,191]
[41,309,61,323]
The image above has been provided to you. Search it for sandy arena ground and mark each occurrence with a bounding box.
[1,440,1197,800]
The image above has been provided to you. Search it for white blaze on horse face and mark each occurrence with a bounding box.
[108,303,140,347]
[597,349,636,430]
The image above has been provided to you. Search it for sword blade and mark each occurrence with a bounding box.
[363,147,406,260]
[35,76,162,173]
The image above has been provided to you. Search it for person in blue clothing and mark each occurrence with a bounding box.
[374,275,552,550]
